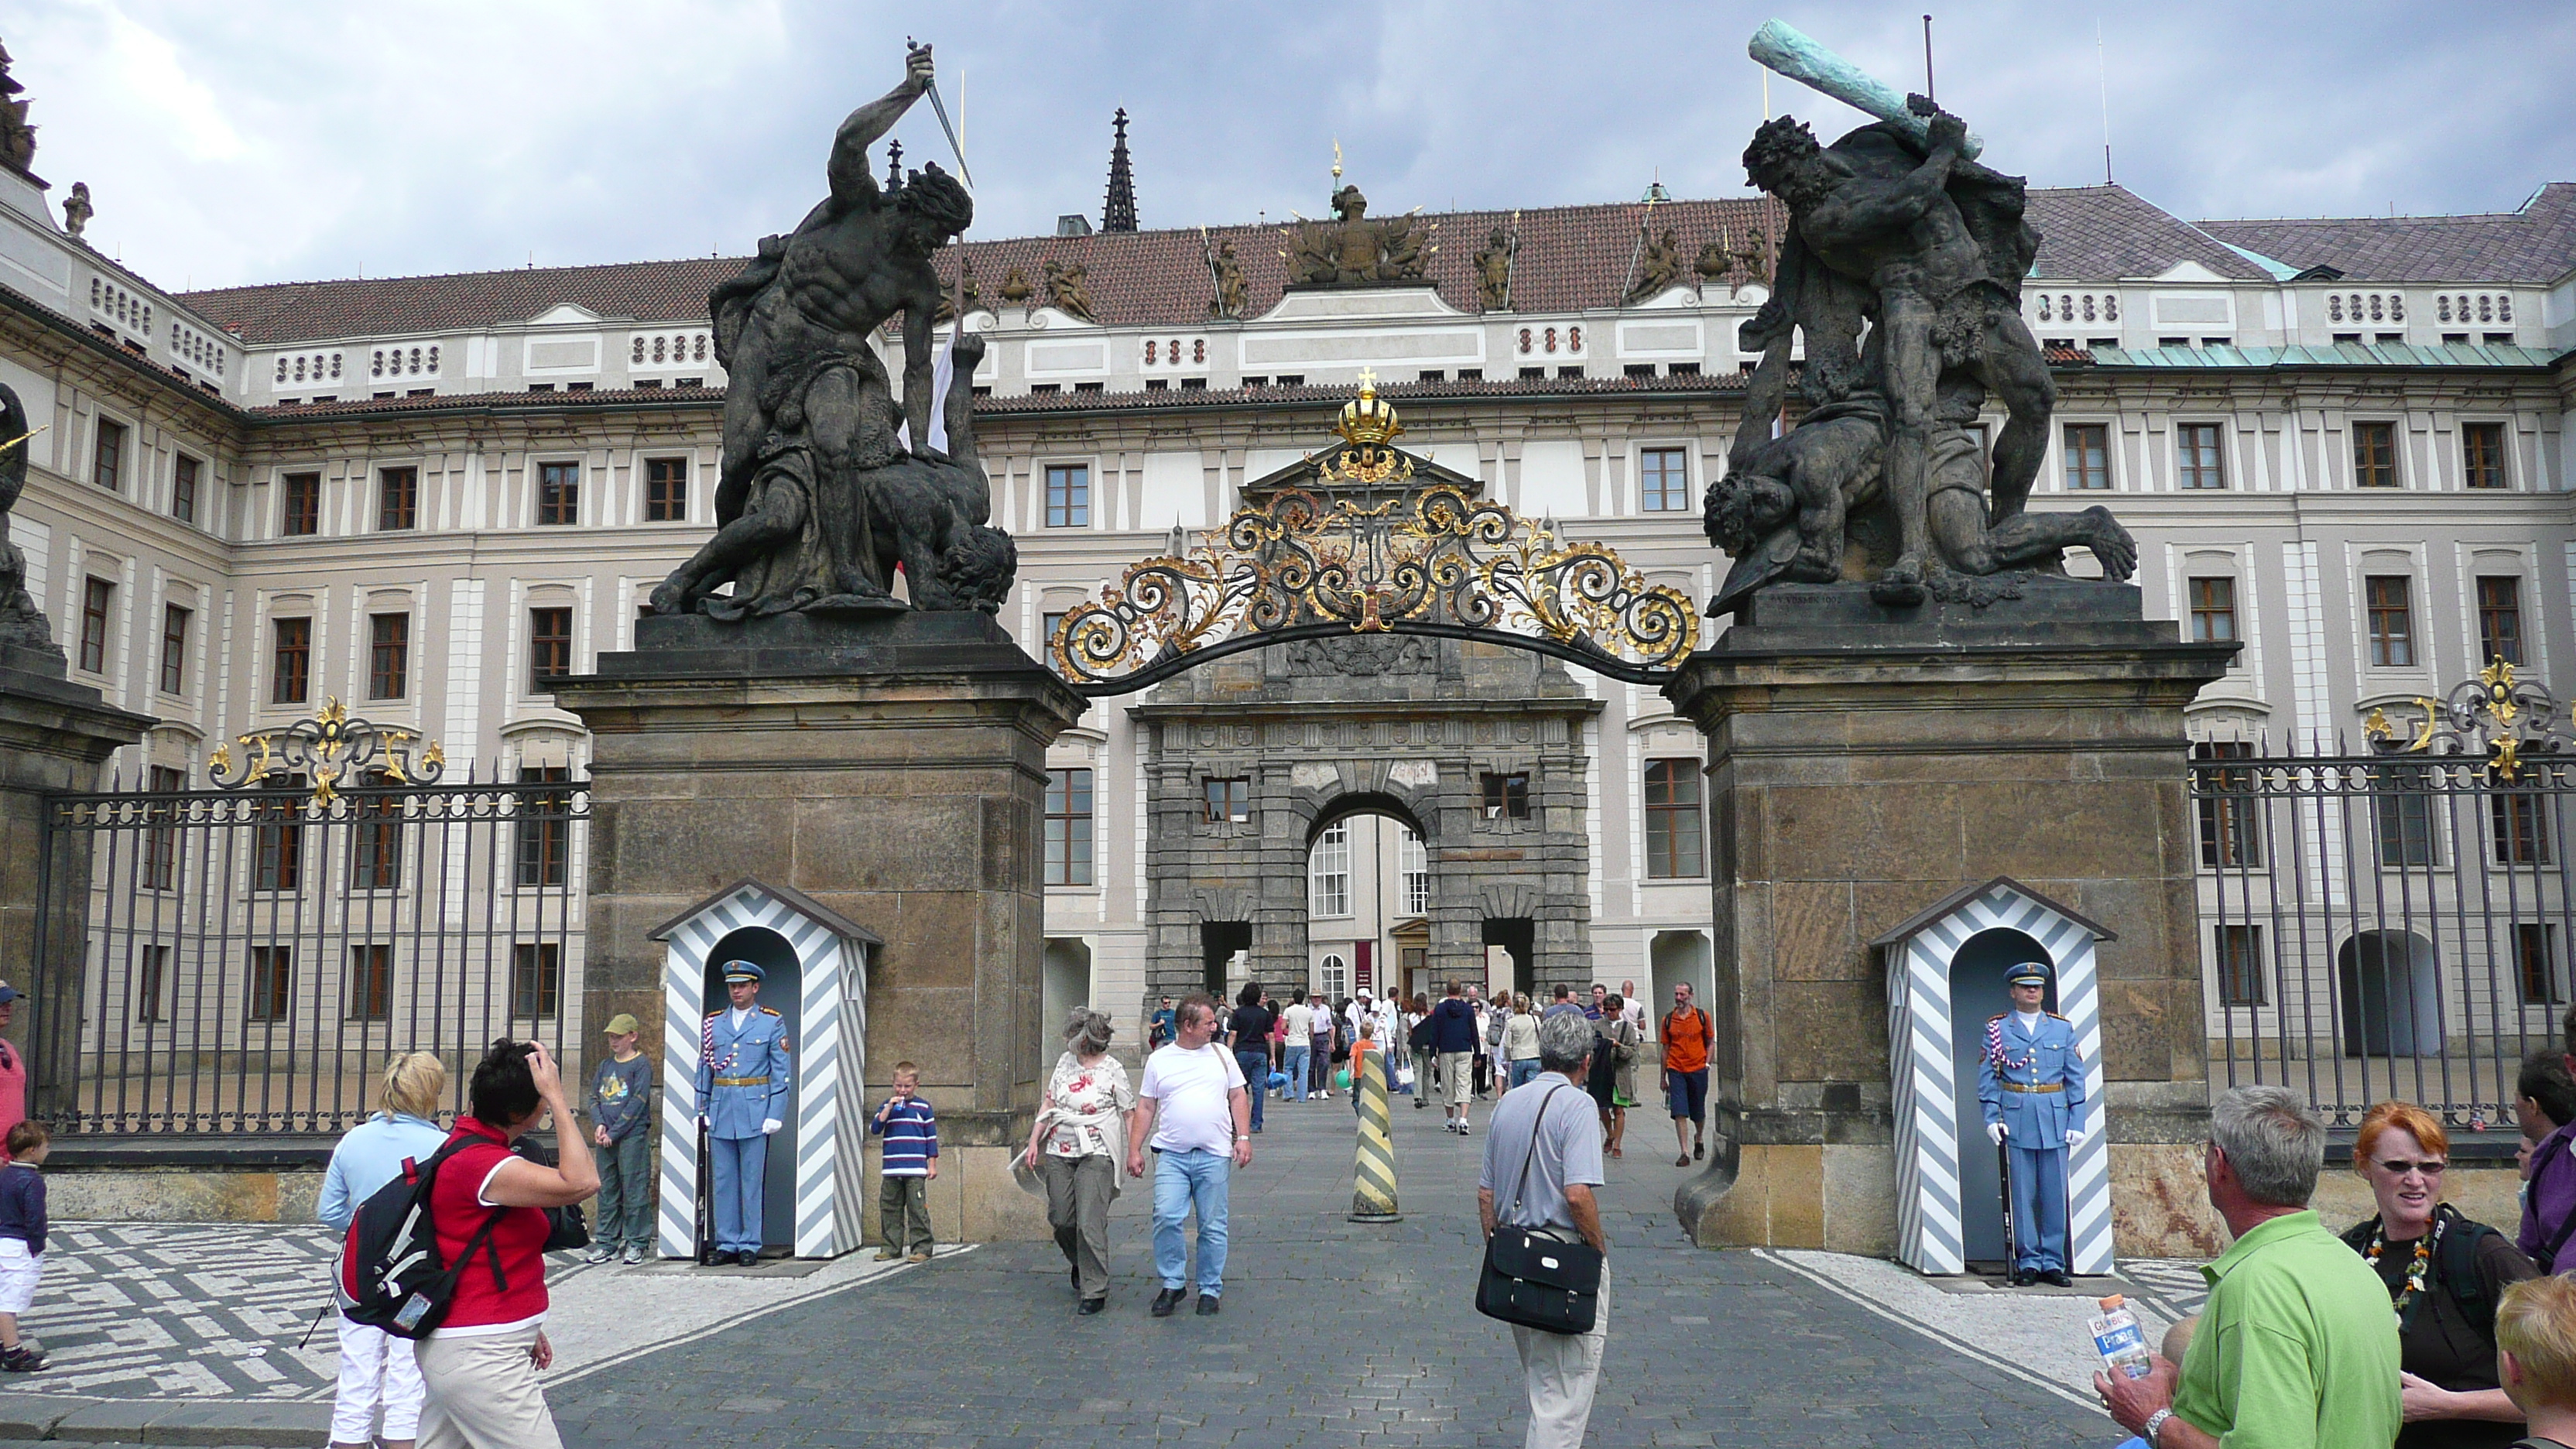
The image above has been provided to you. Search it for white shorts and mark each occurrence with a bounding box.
[0,1242,40,1315]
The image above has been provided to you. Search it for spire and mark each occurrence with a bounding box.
[885,137,903,192]
[1101,108,1138,233]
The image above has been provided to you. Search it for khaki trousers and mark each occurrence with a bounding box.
[413,1324,563,1449]
[1038,1152,1115,1298]
[1510,1285,1607,1449]
[879,1173,933,1254]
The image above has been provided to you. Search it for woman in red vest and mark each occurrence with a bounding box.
[413,1040,598,1449]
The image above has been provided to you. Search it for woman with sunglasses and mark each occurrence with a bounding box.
[2338,1100,2540,1447]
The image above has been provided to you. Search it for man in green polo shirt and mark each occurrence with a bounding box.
[2097,1085,2400,1449]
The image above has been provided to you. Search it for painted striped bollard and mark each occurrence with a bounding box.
[1350,1046,1402,1222]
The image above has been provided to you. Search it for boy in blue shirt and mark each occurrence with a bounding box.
[868,1062,939,1264]
[0,1121,49,1372]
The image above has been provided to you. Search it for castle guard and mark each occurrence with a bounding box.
[1978,961,2087,1286]
[698,961,793,1266]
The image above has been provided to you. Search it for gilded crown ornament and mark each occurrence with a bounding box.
[2362,656,2573,783]
[207,697,447,807]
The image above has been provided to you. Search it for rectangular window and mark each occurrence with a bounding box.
[528,607,572,693]
[2063,423,2110,490]
[2187,577,2237,643]
[1040,611,1068,653]
[2176,423,2226,489]
[2494,793,2554,866]
[1203,777,1250,824]
[142,764,185,891]
[1639,446,1689,512]
[1401,829,1429,914]
[351,769,404,890]
[1643,759,1705,879]
[159,603,190,694]
[2215,925,2266,1008]
[1480,772,1530,820]
[368,612,409,699]
[93,419,125,491]
[348,944,392,1021]
[511,943,561,1019]
[2477,576,2523,666]
[281,471,320,536]
[2462,423,2507,489]
[536,461,579,525]
[2372,765,2441,868]
[2353,421,2399,488]
[2365,575,2414,668]
[645,457,688,522]
[247,946,293,1023]
[135,943,167,1023]
[171,455,199,523]
[378,467,417,530]
[272,616,312,704]
[1309,818,1351,917]
[2518,925,2564,1006]
[1045,767,1094,886]
[78,577,112,673]
[252,776,306,891]
[1045,464,1090,528]
[514,766,572,888]
[2194,741,2263,868]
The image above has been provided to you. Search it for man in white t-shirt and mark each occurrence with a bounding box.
[1281,994,1315,1104]
[1620,981,1649,1041]
[1127,995,1252,1317]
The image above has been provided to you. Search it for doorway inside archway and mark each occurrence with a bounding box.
[1303,808,1430,1007]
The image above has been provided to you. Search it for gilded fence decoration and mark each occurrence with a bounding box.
[206,697,446,806]
[2363,658,2574,783]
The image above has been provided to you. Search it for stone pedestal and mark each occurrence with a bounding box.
[0,644,154,1116]
[1662,582,2234,1259]
[553,612,1088,1245]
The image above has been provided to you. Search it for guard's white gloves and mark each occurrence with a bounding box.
[761,1118,783,1135]
[2065,1129,2084,1148]
[1987,1122,2007,1146]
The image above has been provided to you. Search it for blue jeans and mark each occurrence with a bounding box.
[1235,1049,1269,1132]
[1283,1043,1310,1101]
[1150,1148,1230,1295]
[1509,1058,1543,1090]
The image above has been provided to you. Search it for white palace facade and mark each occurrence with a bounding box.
[4,107,2574,1058]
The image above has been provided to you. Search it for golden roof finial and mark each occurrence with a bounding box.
[1335,368,1400,448]
[1331,138,1343,182]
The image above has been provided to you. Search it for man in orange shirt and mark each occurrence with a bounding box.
[1660,982,1717,1168]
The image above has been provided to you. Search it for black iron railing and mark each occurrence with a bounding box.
[2193,704,2573,1128]
[31,770,589,1138]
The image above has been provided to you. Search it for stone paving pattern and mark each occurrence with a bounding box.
[554,1094,2125,1447]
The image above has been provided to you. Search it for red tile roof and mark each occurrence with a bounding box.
[2199,183,2576,285]
[2026,186,2273,283]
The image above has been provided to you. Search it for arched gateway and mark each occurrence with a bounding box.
[1046,373,1699,1009]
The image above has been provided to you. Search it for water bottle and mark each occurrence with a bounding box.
[2091,1294,2152,1379]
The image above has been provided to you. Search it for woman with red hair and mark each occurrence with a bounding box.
[2338,1100,2540,1447]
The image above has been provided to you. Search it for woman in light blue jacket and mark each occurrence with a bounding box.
[317,1053,445,1449]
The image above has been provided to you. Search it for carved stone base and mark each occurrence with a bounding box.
[1663,582,2235,1259]
[556,612,1088,1244]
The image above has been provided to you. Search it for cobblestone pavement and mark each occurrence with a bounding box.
[552,1092,2150,1447]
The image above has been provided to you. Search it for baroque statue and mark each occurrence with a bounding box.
[1281,183,1434,287]
[1704,66,2135,615]
[1204,232,1247,319]
[650,44,1013,620]
[1473,222,1516,310]
[0,40,33,177]
[0,382,60,659]
[1626,228,1682,303]
[1041,257,1096,321]
[997,266,1033,304]
[60,180,88,238]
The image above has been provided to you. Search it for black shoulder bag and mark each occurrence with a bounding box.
[1475,1084,1603,1335]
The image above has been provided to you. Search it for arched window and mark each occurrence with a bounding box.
[1319,954,1348,1002]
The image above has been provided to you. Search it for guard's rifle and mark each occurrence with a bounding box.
[1996,1134,2018,1281]
[694,1112,715,1266]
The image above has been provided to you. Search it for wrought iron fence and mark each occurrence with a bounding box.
[2192,664,2574,1129]
[31,769,589,1138]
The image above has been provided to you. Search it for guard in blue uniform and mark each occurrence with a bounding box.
[1977,961,2086,1286]
[695,961,791,1266]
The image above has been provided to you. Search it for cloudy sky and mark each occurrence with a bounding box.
[12,1,2573,293]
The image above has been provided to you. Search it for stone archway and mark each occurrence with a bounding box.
[1134,635,1600,1016]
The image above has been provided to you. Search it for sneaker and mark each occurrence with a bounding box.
[874,1248,902,1262]
[0,1347,43,1373]
[906,1249,931,1265]
[1458,1123,1470,1137]
[622,1244,646,1266]
[583,1245,614,1264]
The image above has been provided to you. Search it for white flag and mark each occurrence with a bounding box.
[927,330,957,455]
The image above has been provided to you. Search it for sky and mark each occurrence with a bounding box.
[10,0,2574,293]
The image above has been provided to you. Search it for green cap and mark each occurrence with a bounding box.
[604,1012,642,1036]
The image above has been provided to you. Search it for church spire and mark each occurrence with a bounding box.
[1101,108,1138,233]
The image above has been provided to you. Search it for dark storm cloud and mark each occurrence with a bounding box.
[12,0,2571,289]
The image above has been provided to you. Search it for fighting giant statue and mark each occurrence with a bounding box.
[1705,23,2136,615]
[0,383,57,660]
[652,46,1015,618]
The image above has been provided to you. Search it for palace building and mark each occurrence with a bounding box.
[4,83,2572,1123]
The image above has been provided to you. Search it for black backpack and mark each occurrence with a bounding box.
[338,1135,509,1340]
[2339,1206,2508,1339]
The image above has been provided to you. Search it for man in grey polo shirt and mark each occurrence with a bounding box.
[1478,1011,1608,1449]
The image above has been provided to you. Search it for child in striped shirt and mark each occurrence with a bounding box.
[868,1062,939,1264]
